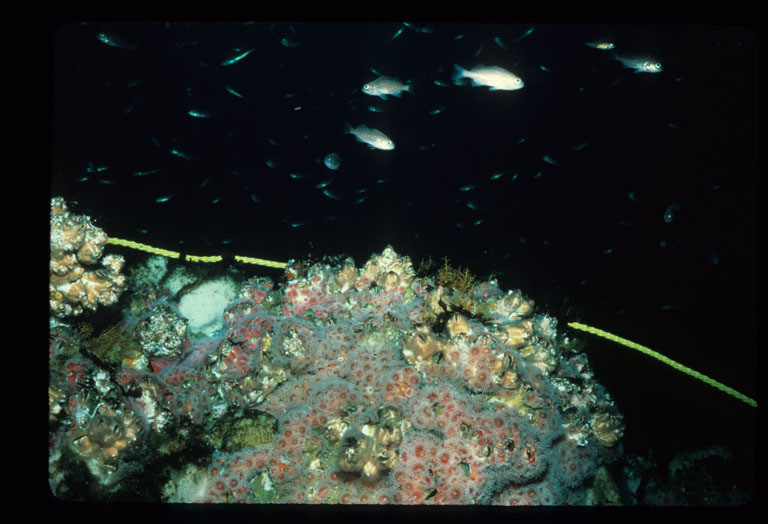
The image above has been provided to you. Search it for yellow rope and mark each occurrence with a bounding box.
[568,322,757,408]
[233,255,288,269]
[185,254,222,263]
[107,237,180,258]
[106,236,287,269]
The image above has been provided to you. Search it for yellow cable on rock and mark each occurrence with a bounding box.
[107,236,287,268]
[234,255,288,269]
[107,237,180,259]
[568,322,757,408]
[185,254,222,263]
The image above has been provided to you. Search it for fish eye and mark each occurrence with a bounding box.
[363,84,370,89]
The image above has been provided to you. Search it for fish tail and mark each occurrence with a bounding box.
[344,122,354,134]
[406,81,416,94]
[452,64,467,86]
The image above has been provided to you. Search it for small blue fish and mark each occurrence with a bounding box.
[493,37,509,50]
[460,185,476,192]
[86,163,111,173]
[429,107,447,115]
[250,193,260,204]
[663,202,682,223]
[224,85,244,98]
[390,25,404,41]
[280,37,301,48]
[169,148,194,160]
[543,155,557,166]
[96,32,136,50]
[660,304,681,311]
[402,22,433,34]
[322,189,341,200]
[132,169,158,177]
[323,153,342,170]
[316,180,332,189]
[187,109,214,118]
[221,49,254,66]
[122,98,140,115]
[156,195,173,203]
[513,26,535,42]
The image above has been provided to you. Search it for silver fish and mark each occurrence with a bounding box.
[585,41,615,50]
[362,76,413,99]
[613,54,663,73]
[344,123,395,150]
[452,64,524,91]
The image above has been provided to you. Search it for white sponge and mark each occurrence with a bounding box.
[178,277,237,336]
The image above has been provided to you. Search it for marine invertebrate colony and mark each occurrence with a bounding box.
[49,240,624,504]
[50,197,127,317]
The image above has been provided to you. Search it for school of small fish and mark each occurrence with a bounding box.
[84,23,670,242]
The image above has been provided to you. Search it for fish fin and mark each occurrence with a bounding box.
[378,94,389,100]
[451,64,467,85]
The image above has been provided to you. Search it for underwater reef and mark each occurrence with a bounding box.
[49,198,626,503]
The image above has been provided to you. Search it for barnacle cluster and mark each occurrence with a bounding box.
[136,303,188,357]
[338,406,405,479]
[358,245,416,291]
[50,197,126,317]
[66,396,143,483]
